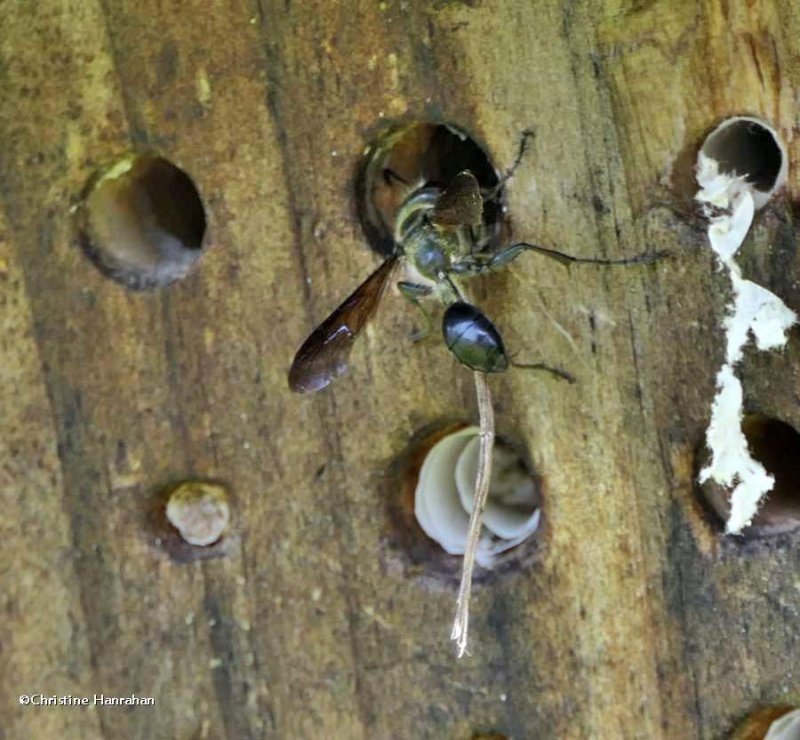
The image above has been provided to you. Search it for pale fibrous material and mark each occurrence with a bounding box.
[765,709,800,740]
[413,425,540,568]
[166,481,231,546]
[696,149,796,534]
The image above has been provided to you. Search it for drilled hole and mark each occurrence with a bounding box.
[700,117,787,207]
[699,415,800,537]
[357,121,502,256]
[384,422,544,588]
[79,154,207,289]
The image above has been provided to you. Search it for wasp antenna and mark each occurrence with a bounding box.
[504,129,535,180]
[485,129,536,202]
[514,242,670,267]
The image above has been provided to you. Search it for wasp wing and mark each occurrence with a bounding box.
[288,255,399,393]
[430,170,483,229]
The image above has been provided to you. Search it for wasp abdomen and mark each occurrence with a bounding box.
[442,302,509,373]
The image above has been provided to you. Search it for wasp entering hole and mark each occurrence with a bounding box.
[79,154,208,289]
[700,117,787,207]
[699,415,800,537]
[291,120,660,654]
[385,423,544,588]
[357,121,503,257]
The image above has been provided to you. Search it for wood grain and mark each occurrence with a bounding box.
[2,1,800,738]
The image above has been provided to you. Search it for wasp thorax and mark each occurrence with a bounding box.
[79,154,208,289]
[403,225,453,281]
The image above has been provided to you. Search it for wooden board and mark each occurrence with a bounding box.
[2,1,800,737]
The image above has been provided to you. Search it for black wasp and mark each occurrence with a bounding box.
[288,136,659,393]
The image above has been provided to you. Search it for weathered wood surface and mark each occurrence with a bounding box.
[2,1,800,738]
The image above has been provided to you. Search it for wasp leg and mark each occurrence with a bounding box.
[457,223,486,257]
[511,359,576,384]
[449,247,516,276]
[449,241,539,275]
[452,242,668,275]
[397,281,434,341]
[449,259,489,276]
[506,242,669,268]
